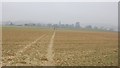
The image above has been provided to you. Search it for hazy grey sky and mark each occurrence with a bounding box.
[2,2,118,28]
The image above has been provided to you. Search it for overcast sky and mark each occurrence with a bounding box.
[2,2,118,29]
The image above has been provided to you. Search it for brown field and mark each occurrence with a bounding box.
[2,27,118,66]
[54,31,118,66]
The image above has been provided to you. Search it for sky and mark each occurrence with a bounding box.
[1,2,118,30]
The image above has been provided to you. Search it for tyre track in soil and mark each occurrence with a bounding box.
[42,31,55,66]
[3,33,47,66]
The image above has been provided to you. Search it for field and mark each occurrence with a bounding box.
[2,27,118,66]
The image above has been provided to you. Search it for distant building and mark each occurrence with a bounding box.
[24,23,35,26]
[75,22,80,28]
[5,21,14,26]
[86,25,92,29]
[61,24,65,28]
[69,24,74,28]
[53,24,58,28]
[94,26,98,29]
[10,22,14,25]
[59,21,61,28]
[47,24,52,28]
[65,24,69,28]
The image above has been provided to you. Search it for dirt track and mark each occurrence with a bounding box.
[42,31,55,66]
